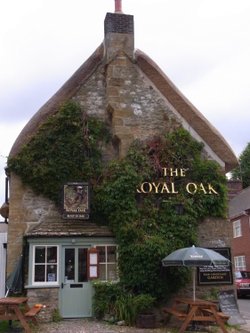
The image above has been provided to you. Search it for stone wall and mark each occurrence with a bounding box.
[7,174,57,275]
[27,287,59,322]
[197,217,232,248]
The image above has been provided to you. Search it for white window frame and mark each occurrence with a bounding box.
[96,245,118,282]
[32,245,59,286]
[234,255,246,271]
[233,219,242,238]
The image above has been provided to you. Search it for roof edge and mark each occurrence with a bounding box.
[9,43,104,157]
[135,49,238,172]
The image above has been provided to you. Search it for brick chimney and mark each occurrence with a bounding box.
[227,180,242,201]
[104,3,134,62]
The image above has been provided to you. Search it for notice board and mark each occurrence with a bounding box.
[198,247,233,285]
[219,289,246,325]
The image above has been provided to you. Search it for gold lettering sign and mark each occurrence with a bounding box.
[136,167,218,196]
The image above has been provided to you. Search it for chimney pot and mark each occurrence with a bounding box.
[115,0,123,13]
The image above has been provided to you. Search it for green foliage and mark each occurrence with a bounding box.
[92,281,124,319]
[93,128,227,298]
[8,101,110,204]
[231,142,250,188]
[92,281,155,325]
[0,321,11,332]
[203,287,219,301]
[8,103,227,303]
[52,308,62,322]
[115,293,155,326]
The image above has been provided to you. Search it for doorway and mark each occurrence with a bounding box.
[60,246,93,318]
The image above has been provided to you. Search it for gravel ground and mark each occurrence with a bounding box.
[36,319,170,333]
[35,319,245,333]
[3,318,244,333]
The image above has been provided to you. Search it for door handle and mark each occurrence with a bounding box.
[61,282,64,289]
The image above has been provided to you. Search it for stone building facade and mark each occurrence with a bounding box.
[6,5,238,320]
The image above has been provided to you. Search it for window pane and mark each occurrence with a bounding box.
[47,265,57,282]
[233,220,242,238]
[35,247,45,263]
[97,246,106,262]
[107,246,117,262]
[35,265,45,282]
[99,264,106,280]
[47,246,57,263]
[107,264,118,281]
[65,248,75,280]
[78,248,87,282]
[235,255,246,270]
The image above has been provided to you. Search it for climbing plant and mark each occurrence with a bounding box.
[8,101,111,204]
[93,129,227,298]
[8,102,227,299]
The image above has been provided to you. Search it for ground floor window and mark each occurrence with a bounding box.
[234,255,246,271]
[33,245,59,285]
[28,242,117,286]
[96,245,118,281]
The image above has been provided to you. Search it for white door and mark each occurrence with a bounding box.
[60,247,93,318]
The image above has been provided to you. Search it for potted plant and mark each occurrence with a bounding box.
[135,294,156,329]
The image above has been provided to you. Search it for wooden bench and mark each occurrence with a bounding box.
[0,305,5,315]
[24,305,42,324]
[201,308,230,323]
[162,307,187,321]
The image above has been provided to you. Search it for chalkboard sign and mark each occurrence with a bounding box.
[219,289,246,325]
[198,247,233,285]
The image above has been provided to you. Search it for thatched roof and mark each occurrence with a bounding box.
[9,43,238,172]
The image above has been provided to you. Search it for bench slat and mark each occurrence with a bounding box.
[162,307,187,319]
[202,308,229,322]
[25,306,41,317]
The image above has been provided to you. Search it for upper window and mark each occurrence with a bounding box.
[96,245,118,281]
[33,245,59,285]
[233,220,242,238]
[234,255,246,271]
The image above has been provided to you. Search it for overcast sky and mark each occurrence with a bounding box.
[1,0,250,206]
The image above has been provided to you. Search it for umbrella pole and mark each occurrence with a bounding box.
[192,267,196,301]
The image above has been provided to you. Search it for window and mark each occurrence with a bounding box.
[96,245,118,281]
[33,245,58,284]
[234,255,246,271]
[233,220,242,238]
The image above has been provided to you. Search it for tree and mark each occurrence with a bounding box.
[231,143,250,188]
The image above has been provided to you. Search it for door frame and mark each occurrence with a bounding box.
[60,245,92,318]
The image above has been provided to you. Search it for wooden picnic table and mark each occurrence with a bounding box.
[162,297,229,333]
[0,297,41,333]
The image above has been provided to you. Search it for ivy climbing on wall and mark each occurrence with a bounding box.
[93,130,227,298]
[8,101,227,299]
[8,101,111,204]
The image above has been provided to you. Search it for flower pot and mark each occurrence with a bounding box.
[136,313,156,328]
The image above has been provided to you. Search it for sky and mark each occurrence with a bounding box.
[1,0,250,206]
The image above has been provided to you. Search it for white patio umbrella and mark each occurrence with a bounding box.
[162,245,230,301]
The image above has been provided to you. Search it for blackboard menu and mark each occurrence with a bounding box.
[198,247,233,285]
[219,289,246,325]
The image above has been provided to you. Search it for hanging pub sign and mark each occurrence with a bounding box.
[197,247,233,285]
[62,182,90,220]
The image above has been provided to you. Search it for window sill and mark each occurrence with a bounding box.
[25,284,60,289]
